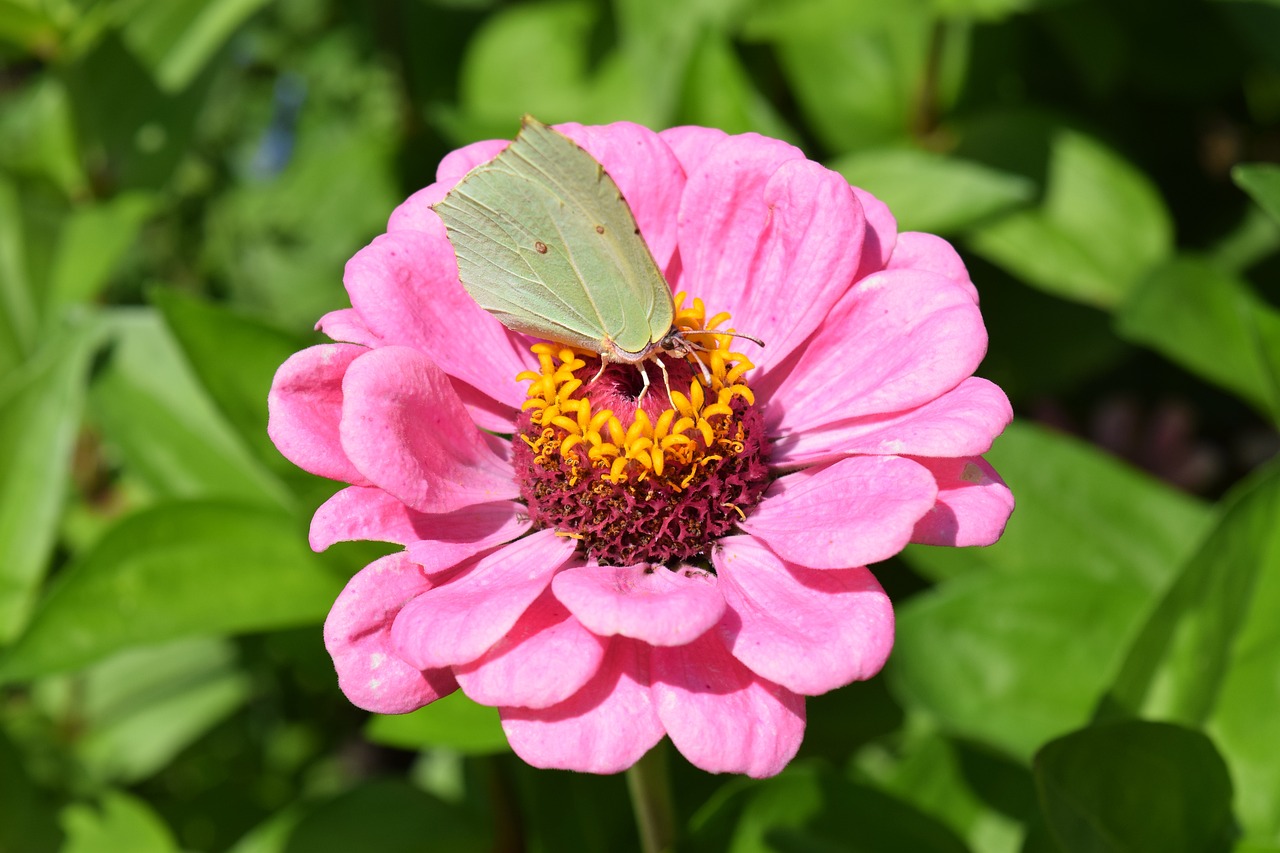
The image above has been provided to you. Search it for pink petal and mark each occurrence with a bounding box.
[310,486,528,559]
[267,344,370,486]
[887,231,977,302]
[455,590,608,710]
[501,639,664,774]
[551,563,725,647]
[658,125,728,177]
[714,536,894,695]
[676,133,806,324]
[651,632,805,778]
[387,138,511,233]
[556,121,685,272]
[740,456,938,569]
[768,269,988,436]
[771,377,1013,468]
[910,456,1014,547]
[339,346,517,514]
[851,186,897,280]
[343,228,532,411]
[323,552,457,714]
[390,530,577,670]
[316,308,382,347]
[725,159,867,374]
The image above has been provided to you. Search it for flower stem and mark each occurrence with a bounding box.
[626,742,677,853]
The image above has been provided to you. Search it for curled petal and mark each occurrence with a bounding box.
[772,377,1013,468]
[310,486,528,560]
[910,456,1014,547]
[343,229,532,411]
[501,639,664,774]
[769,269,988,435]
[316,308,382,347]
[652,632,805,778]
[267,343,369,486]
[456,590,608,710]
[323,552,457,714]
[552,563,725,647]
[887,231,977,302]
[390,530,577,670]
[740,456,938,569]
[339,346,517,514]
[715,536,893,695]
[851,186,897,280]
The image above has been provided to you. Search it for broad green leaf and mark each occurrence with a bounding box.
[120,0,272,92]
[739,0,902,40]
[89,309,291,506]
[967,129,1173,308]
[48,192,156,310]
[1208,205,1280,274]
[931,0,1048,21]
[676,28,796,140]
[766,2,966,153]
[829,147,1035,234]
[1234,163,1280,225]
[364,690,510,755]
[152,289,313,474]
[895,423,1212,759]
[35,637,250,784]
[281,780,489,853]
[0,323,101,644]
[1034,721,1234,853]
[60,791,181,853]
[0,0,59,52]
[1117,256,1280,422]
[1106,459,1280,839]
[0,501,341,682]
[903,421,1210,585]
[0,727,61,853]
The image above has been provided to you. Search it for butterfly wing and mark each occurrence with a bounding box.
[434,117,674,357]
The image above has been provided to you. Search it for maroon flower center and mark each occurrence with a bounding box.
[511,308,771,567]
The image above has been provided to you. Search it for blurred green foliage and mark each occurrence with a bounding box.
[2,0,1280,850]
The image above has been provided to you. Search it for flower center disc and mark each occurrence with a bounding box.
[512,297,771,567]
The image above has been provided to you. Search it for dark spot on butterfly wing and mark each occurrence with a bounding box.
[595,225,605,234]
[534,241,548,254]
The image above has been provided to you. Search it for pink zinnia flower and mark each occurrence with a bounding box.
[267,121,1013,778]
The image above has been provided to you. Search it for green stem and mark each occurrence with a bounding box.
[626,742,677,853]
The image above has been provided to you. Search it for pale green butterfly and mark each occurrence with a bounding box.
[433,116,759,399]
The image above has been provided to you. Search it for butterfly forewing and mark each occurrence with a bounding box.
[434,117,675,358]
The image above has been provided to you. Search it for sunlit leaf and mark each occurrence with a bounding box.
[1234,163,1280,225]
[364,690,510,755]
[60,791,181,853]
[0,501,341,682]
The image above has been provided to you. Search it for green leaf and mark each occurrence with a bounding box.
[60,791,181,853]
[152,289,313,475]
[894,423,1212,758]
[48,192,156,310]
[765,2,958,153]
[281,780,489,853]
[0,323,101,645]
[1105,459,1280,839]
[35,637,250,784]
[829,147,1035,234]
[0,727,61,853]
[1034,721,1234,853]
[966,129,1174,308]
[1116,256,1280,422]
[1233,163,1280,225]
[364,690,510,755]
[0,501,341,682]
[0,74,86,196]
[89,308,292,506]
[0,176,38,368]
[120,0,272,92]
[676,28,797,140]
